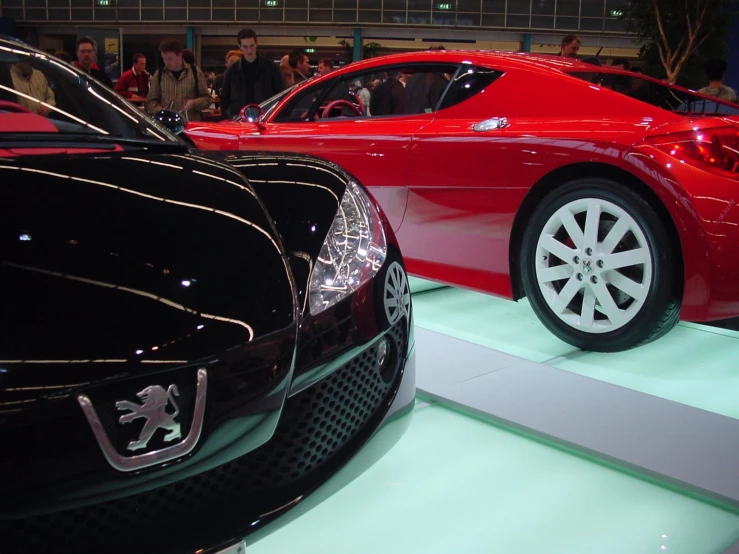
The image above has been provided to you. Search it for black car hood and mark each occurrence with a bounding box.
[200,150,350,311]
[0,151,297,396]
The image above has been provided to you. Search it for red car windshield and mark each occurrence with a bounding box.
[567,70,739,116]
[259,85,295,121]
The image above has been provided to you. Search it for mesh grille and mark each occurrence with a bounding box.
[224,320,403,492]
[2,321,407,554]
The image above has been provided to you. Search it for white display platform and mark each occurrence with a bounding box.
[415,327,739,511]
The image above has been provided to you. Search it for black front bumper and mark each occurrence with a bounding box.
[2,316,413,554]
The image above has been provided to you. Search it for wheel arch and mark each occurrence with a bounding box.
[508,162,684,302]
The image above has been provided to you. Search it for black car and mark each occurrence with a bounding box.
[0,37,415,553]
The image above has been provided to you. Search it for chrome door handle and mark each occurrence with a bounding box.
[472,117,508,131]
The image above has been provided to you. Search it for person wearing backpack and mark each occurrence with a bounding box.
[145,38,212,122]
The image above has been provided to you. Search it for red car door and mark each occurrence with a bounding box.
[400,67,526,295]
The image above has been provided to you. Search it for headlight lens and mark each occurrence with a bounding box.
[308,181,387,315]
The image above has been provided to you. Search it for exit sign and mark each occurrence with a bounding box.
[96,0,112,5]
[264,0,278,6]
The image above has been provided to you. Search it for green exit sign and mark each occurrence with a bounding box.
[264,0,278,6]
[305,48,315,53]
[610,9,624,16]
[436,3,452,9]
[96,0,112,5]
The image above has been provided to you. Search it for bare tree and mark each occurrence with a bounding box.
[621,0,730,83]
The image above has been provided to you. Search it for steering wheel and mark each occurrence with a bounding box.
[0,100,33,114]
[319,99,363,118]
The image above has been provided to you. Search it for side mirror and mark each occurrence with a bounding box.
[152,109,185,135]
[239,103,264,124]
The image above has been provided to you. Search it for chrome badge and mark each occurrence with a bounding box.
[77,368,207,472]
[116,384,182,451]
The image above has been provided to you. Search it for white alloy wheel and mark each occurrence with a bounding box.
[383,261,410,326]
[535,197,653,334]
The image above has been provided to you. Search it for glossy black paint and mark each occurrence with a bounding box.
[0,150,414,554]
[218,152,403,385]
[0,151,299,513]
[1,36,414,554]
[223,153,357,378]
[5,317,412,554]
[152,108,186,135]
[202,152,347,250]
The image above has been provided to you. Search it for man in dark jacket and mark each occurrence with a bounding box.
[289,49,311,83]
[369,74,395,116]
[404,70,448,115]
[74,36,113,88]
[220,28,286,120]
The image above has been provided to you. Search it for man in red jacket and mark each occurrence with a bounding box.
[115,53,149,99]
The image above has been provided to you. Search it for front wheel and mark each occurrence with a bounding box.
[520,178,681,352]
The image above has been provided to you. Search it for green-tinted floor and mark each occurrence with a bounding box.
[409,279,739,419]
[247,402,739,554]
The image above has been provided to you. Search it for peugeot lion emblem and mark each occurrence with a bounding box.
[76,368,208,472]
[116,384,182,451]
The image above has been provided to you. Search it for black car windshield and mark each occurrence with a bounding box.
[0,38,181,143]
[567,70,739,116]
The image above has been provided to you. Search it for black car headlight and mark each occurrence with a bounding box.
[308,181,387,315]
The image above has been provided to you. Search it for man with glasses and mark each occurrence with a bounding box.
[74,36,113,88]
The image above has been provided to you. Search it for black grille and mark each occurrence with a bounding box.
[223,320,404,491]
[2,320,407,554]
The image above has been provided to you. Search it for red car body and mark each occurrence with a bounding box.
[187,50,739,350]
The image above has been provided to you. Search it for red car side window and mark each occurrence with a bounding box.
[437,67,504,111]
[273,82,333,123]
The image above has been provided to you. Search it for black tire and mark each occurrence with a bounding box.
[520,177,681,352]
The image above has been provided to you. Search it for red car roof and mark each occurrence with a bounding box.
[337,49,602,75]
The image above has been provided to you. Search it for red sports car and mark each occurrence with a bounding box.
[186,50,739,352]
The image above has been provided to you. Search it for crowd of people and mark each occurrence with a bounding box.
[556,33,736,102]
[10,30,738,124]
[210,30,454,119]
